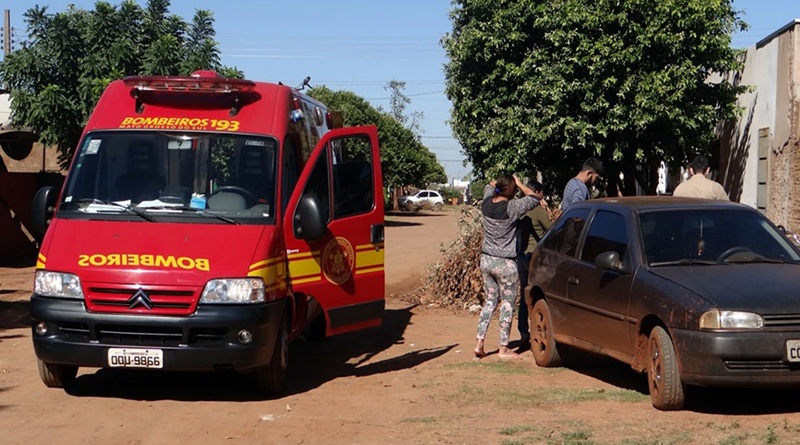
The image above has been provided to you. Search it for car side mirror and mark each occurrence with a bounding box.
[294,194,327,241]
[777,225,787,235]
[32,186,57,237]
[594,251,625,272]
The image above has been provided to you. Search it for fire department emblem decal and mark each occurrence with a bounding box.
[322,237,355,285]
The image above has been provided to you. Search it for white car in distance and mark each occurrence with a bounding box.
[399,190,444,210]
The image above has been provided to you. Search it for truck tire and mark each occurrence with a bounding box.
[37,358,78,388]
[254,318,288,395]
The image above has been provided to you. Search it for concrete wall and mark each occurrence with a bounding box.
[719,21,800,231]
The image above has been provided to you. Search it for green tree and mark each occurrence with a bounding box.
[0,0,239,168]
[443,0,747,195]
[308,86,446,207]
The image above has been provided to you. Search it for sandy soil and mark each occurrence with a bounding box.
[2,208,800,445]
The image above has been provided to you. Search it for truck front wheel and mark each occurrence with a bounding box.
[37,359,78,388]
[254,319,288,395]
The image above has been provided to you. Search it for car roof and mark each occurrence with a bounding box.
[568,196,751,213]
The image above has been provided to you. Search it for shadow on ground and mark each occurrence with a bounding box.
[0,301,30,331]
[560,346,800,414]
[62,303,454,401]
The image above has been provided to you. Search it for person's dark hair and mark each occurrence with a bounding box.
[581,157,604,177]
[690,155,710,174]
[494,173,516,198]
[525,180,544,194]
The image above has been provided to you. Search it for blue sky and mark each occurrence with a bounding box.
[3,0,800,180]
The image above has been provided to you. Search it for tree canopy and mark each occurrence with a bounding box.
[442,0,748,194]
[0,0,242,168]
[309,86,446,193]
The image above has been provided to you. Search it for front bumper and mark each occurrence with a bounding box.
[30,294,286,372]
[672,327,800,387]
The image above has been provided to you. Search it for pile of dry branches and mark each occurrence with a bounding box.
[405,206,485,312]
[404,202,560,312]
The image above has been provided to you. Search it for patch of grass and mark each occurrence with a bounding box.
[501,439,536,445]
[765,424,778,445]
[706,420,741,431]
[782,418,800,433]
[401,416,438,424]
[445,360,531,375]
[547,429,596,445]
[718,433,751,445]
[620,432,692,445]
[499,425,543,436]
[446,384,646,408]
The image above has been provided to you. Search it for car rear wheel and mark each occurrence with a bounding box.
[647,326,685,410]
[254,318,289,395]
[530,299,562,367]
[37,359,78,388]
[434,202,443,211]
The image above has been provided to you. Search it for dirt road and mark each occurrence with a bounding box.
[2,209,800,445]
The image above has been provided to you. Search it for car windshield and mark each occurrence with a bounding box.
[59,131,277,224]
[640,208,800,266]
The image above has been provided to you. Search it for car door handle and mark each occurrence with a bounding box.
[568,276,579,285]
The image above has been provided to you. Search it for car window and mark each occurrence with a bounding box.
[420,191,429,198]
[540,208,590,257]
[580,210,628,264]
[640,208,800,265]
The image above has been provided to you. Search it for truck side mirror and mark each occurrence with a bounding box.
[32,186,57,236]
[294,194,326,241]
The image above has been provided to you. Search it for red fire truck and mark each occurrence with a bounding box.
[29,71,385,394]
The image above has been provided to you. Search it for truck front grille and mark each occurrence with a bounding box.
[86,286,198,316]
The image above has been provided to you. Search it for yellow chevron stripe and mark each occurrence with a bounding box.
[247,262,286,282]
[288,257,321,279]
[38,253,47,262]
[291,276,321,285]
[249,256,283,271]
[356,248,384,269]
[36,260,46,269]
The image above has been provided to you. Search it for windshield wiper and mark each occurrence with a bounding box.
[140,205,240,225]
[71,198,157,222]
[649,258,725,267]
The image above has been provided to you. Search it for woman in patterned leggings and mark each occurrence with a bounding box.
[474,173,539,359]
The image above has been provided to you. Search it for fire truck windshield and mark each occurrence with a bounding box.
[59,131,278,224]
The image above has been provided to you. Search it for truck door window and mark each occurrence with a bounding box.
[302,147,331,222]
[331,135,374,219]
[281,136,300,217]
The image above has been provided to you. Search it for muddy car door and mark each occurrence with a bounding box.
[566,209,635,356]
[283,126,385,337]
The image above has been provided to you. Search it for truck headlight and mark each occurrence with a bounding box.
[699,309,764,330]
[34,270,84,299]
[200,278,265,304]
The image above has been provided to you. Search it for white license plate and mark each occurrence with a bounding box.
[107,348,163,368]
[787,340,800,363]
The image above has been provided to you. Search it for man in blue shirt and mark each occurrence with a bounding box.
[562,157,603,210]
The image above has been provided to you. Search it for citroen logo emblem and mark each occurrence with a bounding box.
[128,289,153,310]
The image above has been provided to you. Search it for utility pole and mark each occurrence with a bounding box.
[2,10,10,57]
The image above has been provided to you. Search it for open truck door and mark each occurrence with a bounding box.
[283,125,384,337]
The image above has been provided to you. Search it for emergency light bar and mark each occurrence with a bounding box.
[122,75,256,93]
[123,72,258,116]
